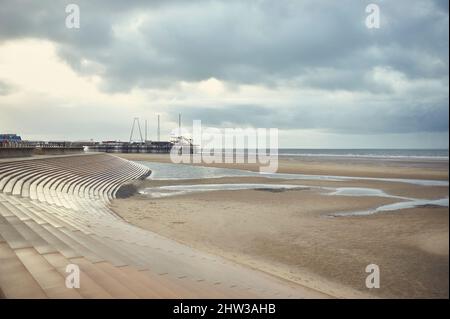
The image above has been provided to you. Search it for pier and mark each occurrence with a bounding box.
[86,141,174,153]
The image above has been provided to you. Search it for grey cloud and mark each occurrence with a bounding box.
[0,80,14,95]
[0,102,133,141]
[0,0,447,92]
[170,98,449,134]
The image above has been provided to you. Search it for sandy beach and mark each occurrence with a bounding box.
[111,153,449,298]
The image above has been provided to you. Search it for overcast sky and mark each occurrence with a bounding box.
[0,0,448,148]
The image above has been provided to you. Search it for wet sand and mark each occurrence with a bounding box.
[116,153,449,180]
[111,153,449,298]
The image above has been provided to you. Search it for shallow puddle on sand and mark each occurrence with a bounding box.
[137,161,449,215]
[140,183,309,198]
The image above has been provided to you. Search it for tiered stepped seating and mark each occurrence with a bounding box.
[0,154,324,299]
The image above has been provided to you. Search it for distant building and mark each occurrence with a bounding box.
[0,134,22,143]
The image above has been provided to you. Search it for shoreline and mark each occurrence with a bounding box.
[115,153,449,181]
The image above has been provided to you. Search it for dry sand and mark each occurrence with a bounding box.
[111,153,449,298]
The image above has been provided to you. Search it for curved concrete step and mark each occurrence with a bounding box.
[0,242,47,298]
[14,247,82,298]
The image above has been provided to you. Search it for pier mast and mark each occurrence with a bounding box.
[129,117,144,143]
[178,113,181,138]
[145,119,148,142]
[157,114,161,142]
